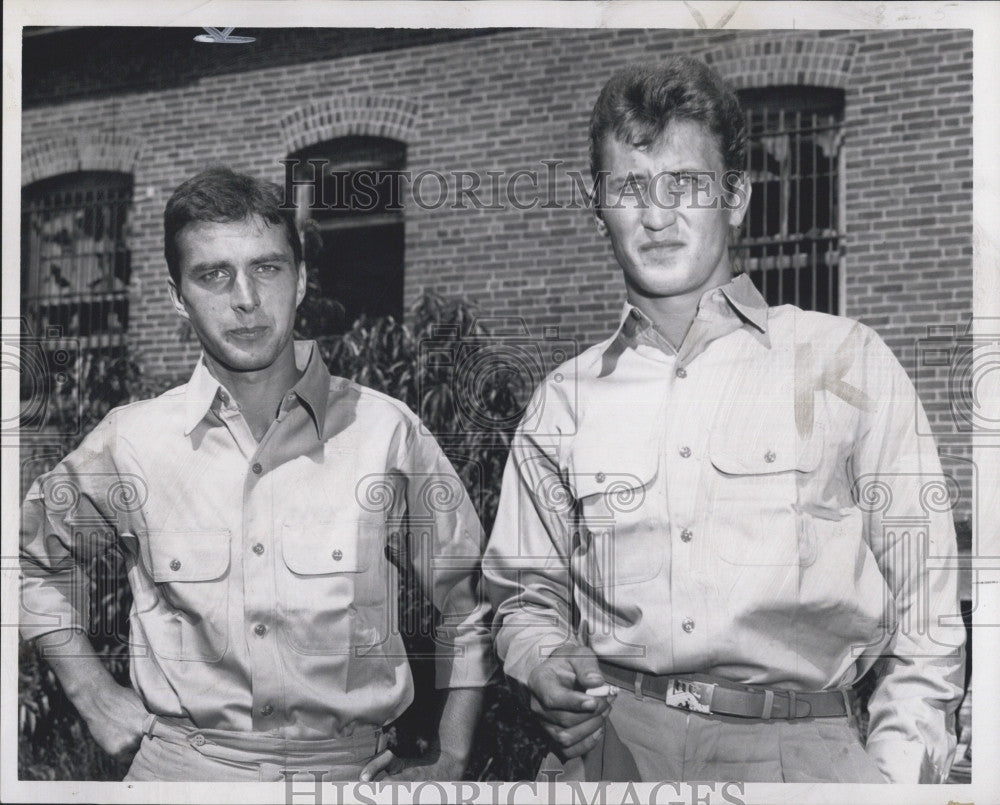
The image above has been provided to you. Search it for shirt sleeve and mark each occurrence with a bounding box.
[398,420,497,689]
[851,328,966,783]
[20,415,127,643]
[483,427,579,686]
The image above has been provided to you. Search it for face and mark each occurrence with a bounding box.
[168,215,306,376]
[597,119,749,306]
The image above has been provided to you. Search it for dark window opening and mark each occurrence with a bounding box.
[290,136,406,334]
[732,87,844,314]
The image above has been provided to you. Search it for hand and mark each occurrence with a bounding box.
[526,645,613,760]
[79,681,149,762]
[360,746,466,782]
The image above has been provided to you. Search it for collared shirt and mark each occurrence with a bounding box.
[21,341,495,739]
[484,274,965,783]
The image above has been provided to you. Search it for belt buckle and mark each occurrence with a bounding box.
[664,678,714,714]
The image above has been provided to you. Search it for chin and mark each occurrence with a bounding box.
[209,343,281,373]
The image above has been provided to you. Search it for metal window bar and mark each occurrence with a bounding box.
[732,105,842,314]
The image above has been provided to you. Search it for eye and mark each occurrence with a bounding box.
[198,268,228,283]
[255,264,280,273]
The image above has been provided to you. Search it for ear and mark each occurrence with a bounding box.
[167,277,190,322]
[294,260,307,308]
[725,171,752,229]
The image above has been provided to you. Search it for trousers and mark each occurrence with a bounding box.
[123,715,384,782]
[539,690,888,783]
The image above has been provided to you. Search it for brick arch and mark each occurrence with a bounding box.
[701,36,857,90]
[21,132,143,186]
[278,96,419,154]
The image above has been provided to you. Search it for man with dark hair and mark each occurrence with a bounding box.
[485,57,964,783]
[20,166,494,782]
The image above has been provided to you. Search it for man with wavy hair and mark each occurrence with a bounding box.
[20,166,494,782]
[485,57,964,783]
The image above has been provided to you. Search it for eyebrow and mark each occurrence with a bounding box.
[249,253,293,265]
[185,253,291,274]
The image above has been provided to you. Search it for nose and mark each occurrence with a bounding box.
[640,184,676,232]
[230,270,260,313]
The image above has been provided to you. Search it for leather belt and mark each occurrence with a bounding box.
[598,661,854,721]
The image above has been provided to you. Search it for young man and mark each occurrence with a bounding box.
[20,167,494,782]
[484,58,965,784]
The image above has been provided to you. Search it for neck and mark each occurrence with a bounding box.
[204,343,301,439]
[626,272,734,350]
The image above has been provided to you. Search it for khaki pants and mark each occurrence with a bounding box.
[124,715,383,782]
[540,692,888,783]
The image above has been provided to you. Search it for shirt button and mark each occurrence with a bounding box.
[630,308,642,320]
[675,367,687,378]
[331,549,343,561]
[252,543,264,555]
[682,618,695,633]
[259,704,274,717]
[680,528,693,542]
[679,446,691,458]
[254,623,267,637]
[191,734,207,747]
[169,559,181,571]
[595,472,606,483]
[218,391,229,405]
[252,462,263,475]
[764,450,776,463]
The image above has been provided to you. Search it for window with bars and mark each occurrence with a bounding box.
[732,87,844,314]
[20,171,133,432]
[288,136,406,333]
[21,171,133,348]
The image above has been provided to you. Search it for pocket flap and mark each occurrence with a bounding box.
[709,421,824,475]
[148,530,231,582]
[281,521,369,574]
[567,444,659,502]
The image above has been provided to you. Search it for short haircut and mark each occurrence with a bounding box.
[589,57,747,192]
[164,166,302,285]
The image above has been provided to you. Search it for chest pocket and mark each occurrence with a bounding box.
[567,446,663,587]
[141,529,232,662]
[278,520,385,654]
[708,419,824,567]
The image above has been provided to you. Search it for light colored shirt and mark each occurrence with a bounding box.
[21,341,495,739]
[484,274,965,783]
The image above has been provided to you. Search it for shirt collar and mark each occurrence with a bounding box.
[611,272,770,348]
[718,272,769,334]
[182,340,330,438]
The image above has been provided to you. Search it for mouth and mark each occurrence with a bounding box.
[227,326,269,341]
[640,241,684,254]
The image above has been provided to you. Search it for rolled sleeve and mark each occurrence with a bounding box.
[484,430,578,686]
[20,419,123,642]
[853,330,966,783]
[400,422,496,689]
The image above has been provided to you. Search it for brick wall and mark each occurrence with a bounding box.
[21,27,974,513]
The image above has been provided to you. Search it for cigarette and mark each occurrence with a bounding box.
[585,684,619,698]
